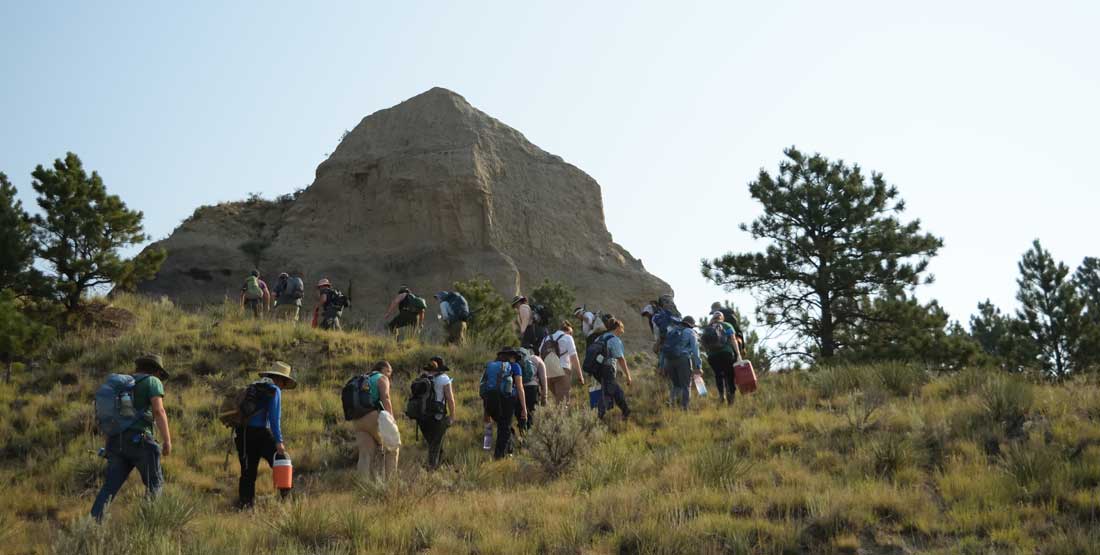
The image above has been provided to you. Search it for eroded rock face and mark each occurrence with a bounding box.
[138,88,672,347]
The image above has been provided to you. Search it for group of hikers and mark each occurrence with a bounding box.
[91,279,754,520]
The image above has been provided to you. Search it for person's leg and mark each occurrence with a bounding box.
[524,384,539,429]
[133,434,164,500]
[603,368,630,418]
[236,428,263,508]
[675,360,691,410]
[708,354,726,402]
[596,370,613,418]
[492,394,514,459]
[715,351,737,405]
[457,321,467,345]
[91,437,134,520]
[354,411,381,477]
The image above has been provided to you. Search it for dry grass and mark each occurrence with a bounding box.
[1,294,1099,554]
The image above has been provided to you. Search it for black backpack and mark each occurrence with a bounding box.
[582,333,614,376]
[405,373,441,421]
[341,372,379,421]
[701,323,729,351]
[445,292,470,322]
[325,289,350,310]
[540,331,565,360]
[522,323,549,351]
[532,304,553,325]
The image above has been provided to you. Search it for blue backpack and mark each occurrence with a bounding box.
[446,292,471,322]
[652,309,681,340]
[94,374,152,437]
[479,361,514,398]
[662,326,693,359]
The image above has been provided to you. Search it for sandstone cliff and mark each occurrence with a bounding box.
[138,88,672,347]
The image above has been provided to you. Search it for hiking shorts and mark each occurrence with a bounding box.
[275,302,300,322]
[388,310,420,331]
[548,375,571,403]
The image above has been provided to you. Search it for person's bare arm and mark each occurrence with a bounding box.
[571,354,584,385]
[444,383,456,419]
[538,359,548,406]
[618,357,633,386]
[515,377,528,421]
[379,376,393,414]
[150,396,172,456]
[382,294,403,321]
[239,291,245,307]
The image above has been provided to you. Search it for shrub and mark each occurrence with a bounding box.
[269,501,340,549]
[525,402,605,477]
[980,375,1033,436]
[529,279,575,330]
[134,489,197,535]
[695,443,754,488]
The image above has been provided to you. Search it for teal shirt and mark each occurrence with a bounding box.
[128,374,165,436]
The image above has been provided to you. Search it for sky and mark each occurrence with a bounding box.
[2,0,1098,337]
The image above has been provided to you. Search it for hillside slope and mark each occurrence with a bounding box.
[3,296,1100,554]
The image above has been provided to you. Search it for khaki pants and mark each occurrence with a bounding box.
[548,375,572,404]
[445,320,467,345]
[274,302,300,322]
[352,411,399,481]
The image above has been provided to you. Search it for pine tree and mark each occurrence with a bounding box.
[0,172,43,294]
[702,147,942,361]
[1015,240,1083,377]
[30,153,165,311]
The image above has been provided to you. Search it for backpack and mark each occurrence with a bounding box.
[662,326,694,359]
[342,372,383,421]
[218,381,275,428]
[521,323,549,351]
[401,293,427,313]
[518,348,538,385]
[582,333,615,377]
[657,294,680,317]
[244,276,263,300]
[324,289,350,310]
[651,309,680,339]
[479,361,514,398]
[540,331,565,361]
[289,277,305,300]
[532,304,553,325]
[445,292,470,322]
[94,374,152,436]
[405,373,441,421]
[701,323,730,351]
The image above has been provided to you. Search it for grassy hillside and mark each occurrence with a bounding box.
[3,295,1100,554]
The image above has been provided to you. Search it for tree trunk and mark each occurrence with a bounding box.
[819,291,835,358]
[4,360,11,384]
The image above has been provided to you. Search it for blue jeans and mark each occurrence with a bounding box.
[91,432,163,520]
[665,356,692,410]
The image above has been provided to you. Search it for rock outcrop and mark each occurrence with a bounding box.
[138,88,672,348]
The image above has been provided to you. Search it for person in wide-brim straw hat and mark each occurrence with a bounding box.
[234,360,296,510]
[259,361,297,389]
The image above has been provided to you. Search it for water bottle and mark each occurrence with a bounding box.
[482,423,493,451]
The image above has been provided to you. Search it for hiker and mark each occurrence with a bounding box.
[350,361,401,480]
[408,357,455,469]
[574,305,609,344]
[702,311,741,404]
[661,316,702,410]
[522,307,550,351]
[314,279,349,330]
[650,295,682,354]
[435,291,469,345]
[641,300,661,342]
[585,318,633,419]
[710,301,745,349]
[383,286,426,339]
[511,295,532,341]
[91,354,173,521]
[540,321,584,404]
[234,361,296,509]
[240,270,270,318]
[272,271,306,322]
[479,348,528,459]
[516,347,548,430]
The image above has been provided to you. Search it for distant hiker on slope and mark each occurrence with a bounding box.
[405,357,455,470]
[661,316,702,410]
[231,361,296,509]
[240,270,270,318]
[702,311,741,405]
[314,279,349,330]
[574,305,610,345]
[583,318,633,420]
[91,354,173,521]
[435,291,470,345]
[512,295,533,342]
[272,271,305,322]
[479,348,528,459]
[540,321,584,404]
[384,286,426,339]
[345,361,401,481]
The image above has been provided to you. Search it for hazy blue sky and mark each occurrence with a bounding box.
[2,1,1098,335]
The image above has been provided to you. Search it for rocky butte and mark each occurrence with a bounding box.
[137,87,673,347]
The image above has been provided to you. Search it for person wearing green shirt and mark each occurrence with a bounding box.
[91,354,173,521]
[702,312,741,405]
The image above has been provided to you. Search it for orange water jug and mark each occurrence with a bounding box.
[273,456,293,490]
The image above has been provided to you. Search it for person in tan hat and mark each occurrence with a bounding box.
[234,361,296,509]
[91,354,172,521]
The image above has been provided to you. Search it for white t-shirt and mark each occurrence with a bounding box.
[432,373,453,403]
